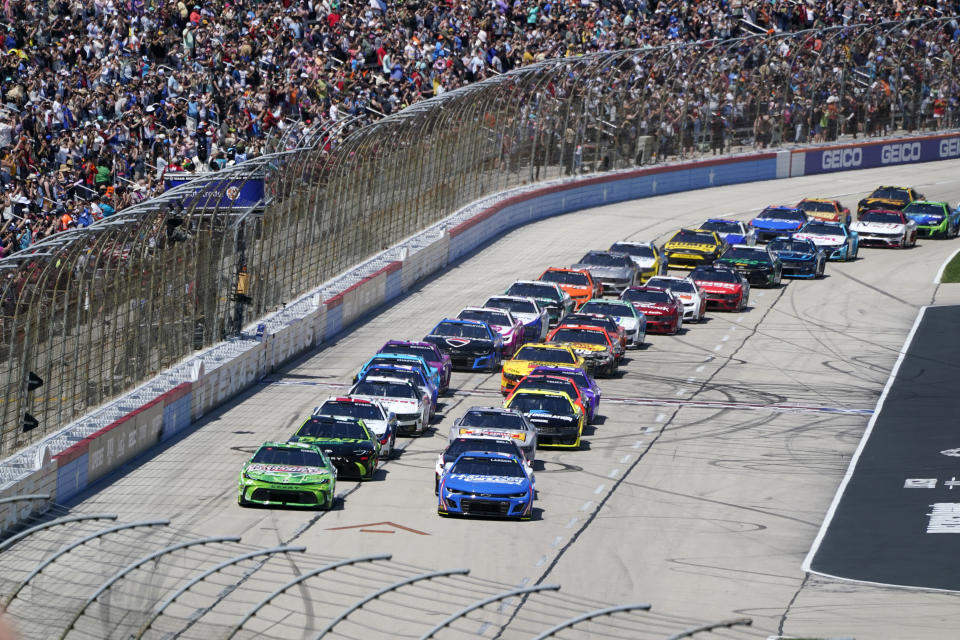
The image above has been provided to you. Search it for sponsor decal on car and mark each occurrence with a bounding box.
[247,464,317,474]
[448,474,526,485]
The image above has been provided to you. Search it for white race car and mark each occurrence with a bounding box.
[645,276,707,322]
[315,396,398,458]
[850,209,917,248]
[608,241,665,282]
[483,295,550,342]
[793,220,859,261]
[348,377,430,436]
[457,306,525,356]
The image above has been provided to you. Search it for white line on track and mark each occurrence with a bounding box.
[644,426,655,433]
[633,440,645,448]
[703,355,715,362]
[579,501,594,512]
[519,577,530,586]
[730,325,737,331]
[933,247,960,284]
[655,413,666,422]
[535,556,547,567]
[551,536,563,548]
[736,315,745,322]
[686,376,696,383]
[675,388,687,396]
[619,454,631,464]
[608,468,620,478]
[713,344,723,351]
[695,365,705,373]
[594,484,606,494]
[477,622,491,634]
[721,335,730,342]
[565,517,579,529]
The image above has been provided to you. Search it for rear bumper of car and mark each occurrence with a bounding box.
[781,261,817,278]
[598,279,633,295]
[858,233,904,247]
[755,228,799,242]
[239,480,332,507]
[664,252,713,269]
[329,456,377,479]
[449,351,499,370]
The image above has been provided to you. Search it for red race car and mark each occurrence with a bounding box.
[618,286,683,334]
[689,266,750,312]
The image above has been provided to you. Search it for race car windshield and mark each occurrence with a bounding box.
[647,278,695,293]
[801,223,840,235]
[514,346,576,363]
[551,329,607,345]
[622,289,672,304]
[610,243,654,258]
[461,411,526,429]
[698,221,741,233]
[758,208,804,221]
[380,344,434,359]
[692,268,740,283]
[860,211,904,223]
[450,456,526,478]
[670,231,716,244]
[485,297,537,314]
[768,240,812,252]
[516,378,578,397]
[869,188,909,201]
[510,394,573,415]
[319,401,383,421]
[532,368,589,388]
[444,440,519,462]
[459,309,509,326]
[723,248,769,260]
[365,368,421,386]
[540,270,590,286]
[366,356,421,370]
[507,283,560,300]
[353,381,418,399]
[904,203,944,216]
[578,252,630,267]
[297,419,368,440]
[251,446,326,467]
[433,321,491,338]
[798,201,838,213]
[580,302,631,318]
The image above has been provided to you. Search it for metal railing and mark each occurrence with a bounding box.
[1,19,958,455]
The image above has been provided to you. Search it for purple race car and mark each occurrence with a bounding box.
[457,306,525,356]
[530,365,601,424]
[378,340,453,394]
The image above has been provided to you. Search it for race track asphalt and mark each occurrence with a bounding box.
[67,158,960,639]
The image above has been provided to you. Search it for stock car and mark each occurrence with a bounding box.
[903,201,960,238]
[348,377,430,435]
[437,450,535,520]
[501,343,584,394]
[793,220,860,261]
[504,388,586,448]
[571,251,641,294]
[483,295,550,342]
[354,353,441,392]
[378,340,452,394]
[238,441,337,509]
[559,312,626,360]
[435,437,533,494]
[766,237,826,278]
[504,280,575,326]
[645,276,707,323]
[457,306,525,356]
[315,396,398,459]
[662,228,727,269]
[857,185,924,217]
[749,206,809,242]
[796,198,852,225]
[579,299,646,348]
[359,364,437,417]
[423,318,503,371]
[850,209,918,248]
[531,365,601,423]
[690,265,751,311]
[289,414,380,480]
[546,324,618,377]
[715,245,783,287]
[507,373,591,423]
[450,406,538,462]
[620,286,684,334]
[696,219,757,246]
[608,241,666,282]
[538,267,603,309]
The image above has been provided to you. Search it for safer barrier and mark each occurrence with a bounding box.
[3,129,960,527]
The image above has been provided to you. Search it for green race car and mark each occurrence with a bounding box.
[238,441,337,509]
[903,201,960,238]
[290,414,380,480]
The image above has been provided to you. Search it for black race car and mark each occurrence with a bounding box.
[289,414,380,480]
[423,318,503,371]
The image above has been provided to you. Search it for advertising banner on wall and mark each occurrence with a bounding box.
[163,173,265,210]
[802,134,960,176]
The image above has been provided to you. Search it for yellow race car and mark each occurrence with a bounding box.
[500,343,584,395]
[662,229,727,269]
[503,388,585,448]
[857,186,924,217]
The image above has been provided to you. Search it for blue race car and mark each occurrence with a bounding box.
[354,353,441,391]
[358,364,439,417]
[767,236,826,278]
[794,221,860,261]
[749,206,809,243]
[697,219,757,246]
[438,450,535,520]
[530,365,601,424]
[423,319,503,371]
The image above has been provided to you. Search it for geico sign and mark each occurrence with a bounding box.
[939,138,960,159]
[881,142,921,164]
[822,148,862,169]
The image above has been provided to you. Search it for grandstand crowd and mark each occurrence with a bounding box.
[0,0,957,257]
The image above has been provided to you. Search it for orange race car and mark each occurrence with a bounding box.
[538,268,603,309]
[796,198,852,226]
